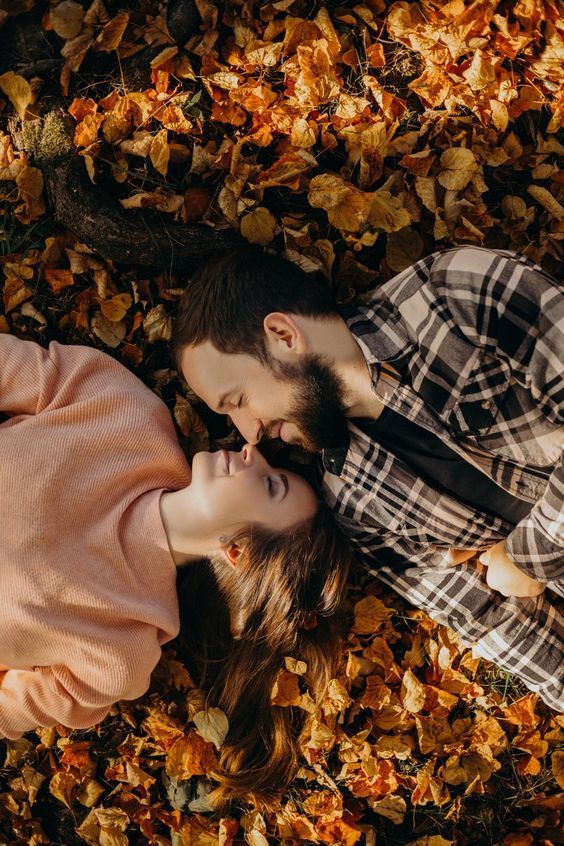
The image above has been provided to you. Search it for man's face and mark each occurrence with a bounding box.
[180,341,349,452]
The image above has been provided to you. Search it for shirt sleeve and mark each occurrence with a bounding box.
[333,510,472,572]
[431,247,564,582]
[0,625,163,739]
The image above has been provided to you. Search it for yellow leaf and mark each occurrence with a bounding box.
[271,669,302,706]
[368,794,406,824]
[150,46,179,69]
[2,275,32,312]
[408,66,452,108]
[257,151,316,189]
[361,676,392,711]
[501,195,527,220]
[290,116,317,148]
[74,113,104,146]
[368,190,411,233]
[527,184,564,220]
[463,49,497,91]
[143,304,172,343]
[48,771,76,809]
[285,656,307,675]
[490,99,509,132]
[240,206,277,245]
[308,173,350,209]
[438,148,477,191]
[400,669,426,713]
[0,71,32,119]
[415,176,437,213]
[100,293,132,322]
[353,596,394,634]
[372,734,414,760]
[150,128,170,177]
[75,778,105,808]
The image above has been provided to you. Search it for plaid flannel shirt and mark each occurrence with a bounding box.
[321,246,564,585]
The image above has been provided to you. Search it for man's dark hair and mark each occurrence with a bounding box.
[173,246,338,364]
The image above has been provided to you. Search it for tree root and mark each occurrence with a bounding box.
[42,151,242,270]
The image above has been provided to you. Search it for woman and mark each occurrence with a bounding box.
[0,331,352,811]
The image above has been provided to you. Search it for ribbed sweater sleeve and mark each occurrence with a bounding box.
[0,330,56,414]
[0,624,162,739]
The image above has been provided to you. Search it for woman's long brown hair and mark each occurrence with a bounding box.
[175,502,352,812]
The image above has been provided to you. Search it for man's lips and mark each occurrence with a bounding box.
[222,449,231,474]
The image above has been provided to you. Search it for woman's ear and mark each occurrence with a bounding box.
[218,537,244,567]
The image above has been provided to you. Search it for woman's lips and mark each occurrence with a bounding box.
[222,449,230,474]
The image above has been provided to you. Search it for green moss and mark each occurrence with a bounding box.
[20,110,73,161]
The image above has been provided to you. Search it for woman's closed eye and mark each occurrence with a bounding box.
[266,474,289,500]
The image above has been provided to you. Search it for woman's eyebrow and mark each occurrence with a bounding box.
[216,391,234,412]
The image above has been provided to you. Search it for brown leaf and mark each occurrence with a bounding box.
[92,12,129,51]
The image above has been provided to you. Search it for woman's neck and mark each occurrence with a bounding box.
[159,487,213,567]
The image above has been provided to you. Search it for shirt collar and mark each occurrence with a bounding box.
[321,305,405,476]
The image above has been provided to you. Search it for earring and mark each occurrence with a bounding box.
[219,535,228,544]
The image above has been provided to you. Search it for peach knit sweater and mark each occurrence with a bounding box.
[0,332,190,738]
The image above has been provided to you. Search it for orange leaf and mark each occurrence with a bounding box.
[165,730,218,779]
[271,670,302,706]
[45,268,75,293]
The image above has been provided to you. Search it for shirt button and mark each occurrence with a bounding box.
[481,400,491,410]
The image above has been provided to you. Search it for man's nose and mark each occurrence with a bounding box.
[230,410,264,446]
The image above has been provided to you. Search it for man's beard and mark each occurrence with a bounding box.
[271,354,350,452]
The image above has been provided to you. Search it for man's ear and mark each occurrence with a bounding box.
[263,312,305,358]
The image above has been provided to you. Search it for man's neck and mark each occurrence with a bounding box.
[300,314,387,421]
[332,327,386,420]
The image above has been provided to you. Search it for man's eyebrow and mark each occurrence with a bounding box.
[280,473,289,501]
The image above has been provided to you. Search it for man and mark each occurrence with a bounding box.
[173,245,563,710]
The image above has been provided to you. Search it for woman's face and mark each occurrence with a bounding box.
[189,444,318,536]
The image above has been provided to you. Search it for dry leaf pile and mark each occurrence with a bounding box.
[0,0,563,844]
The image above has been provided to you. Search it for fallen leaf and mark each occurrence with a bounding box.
[0,71,32,118]
[193,708,229,750]
[438,148,477,191]
[240,206,277,245]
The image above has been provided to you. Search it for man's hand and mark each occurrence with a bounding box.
[479,540,546,598]
[445,549,479,565]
